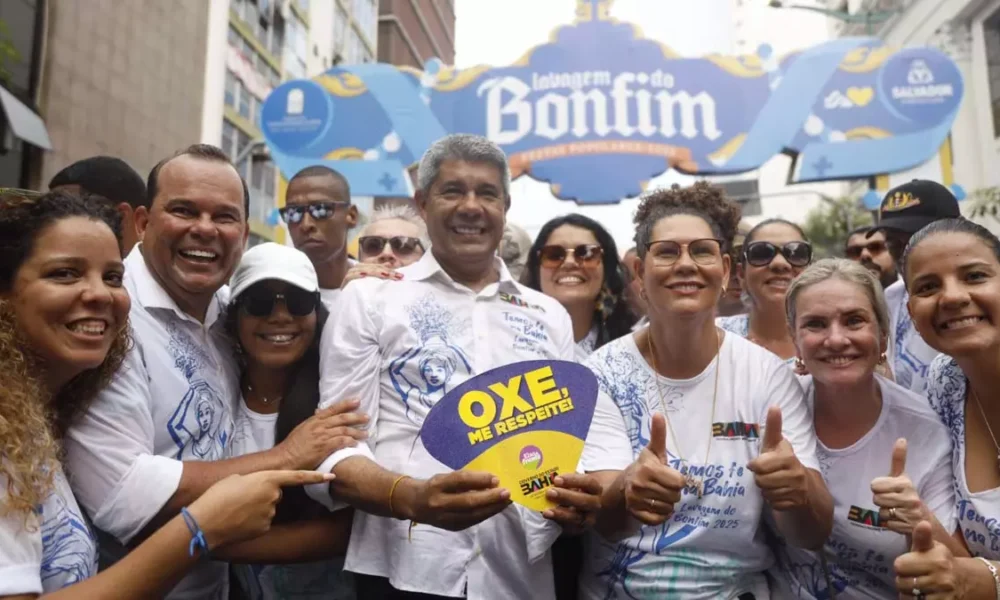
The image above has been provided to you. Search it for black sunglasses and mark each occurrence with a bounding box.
[279,201,349,225]
[744,240,812,267]
[538,244,603,268]
[240,286,319,317]
[358,235,424,257]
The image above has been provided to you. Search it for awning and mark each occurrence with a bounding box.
[0,85,51,150]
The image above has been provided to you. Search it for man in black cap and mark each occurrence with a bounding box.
[869,179,961,393]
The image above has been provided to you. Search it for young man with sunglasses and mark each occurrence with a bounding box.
[868,179,960,393]
[304,134,633,599]
[354,204,427,268]
[845,226,898,289]
[281,165,359,309]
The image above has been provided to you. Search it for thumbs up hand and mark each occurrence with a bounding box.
[871,438,930,536]
[624,413,687,526]
[893,521,962,598]
[747,406,810,511]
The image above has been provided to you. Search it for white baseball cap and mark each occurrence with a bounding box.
[230,242,319,300]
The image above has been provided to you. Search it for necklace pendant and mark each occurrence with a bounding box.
[685,474,704,499]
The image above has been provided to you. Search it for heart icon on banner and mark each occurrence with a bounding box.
[846,86,875,107]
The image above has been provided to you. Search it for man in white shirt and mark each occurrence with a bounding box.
[62,145,358,600]
[307,134,633,599]
[280,165,359,309]
[868,179,960,393]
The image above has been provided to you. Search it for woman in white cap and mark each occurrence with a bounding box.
[225,242,367,600]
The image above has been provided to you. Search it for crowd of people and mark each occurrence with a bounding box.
[1,133,999,599]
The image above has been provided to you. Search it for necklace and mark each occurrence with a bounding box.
[970,387,1000,468]
[647,327,722,499]
[245,380,282,405]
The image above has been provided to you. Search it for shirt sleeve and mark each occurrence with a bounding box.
[0,481,42,596]
[305,281,382,510]
[760,357,820,472]
[63,347,183,544]
[918,421,957,534]
[580,387,632,473]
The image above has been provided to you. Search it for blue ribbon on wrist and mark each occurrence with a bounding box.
[180,507,210,558]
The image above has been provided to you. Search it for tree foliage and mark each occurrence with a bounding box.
[0,20,20,86]
[968,187,1000,223]
[800,196,874,259]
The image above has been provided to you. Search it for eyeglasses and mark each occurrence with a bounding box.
[744,241,812,268]
[358,236,424,258]
[279,201,349,225]
[845,240,888,260]
[538,244,603,268]
[645,239,723,266]
[240,286,319,317]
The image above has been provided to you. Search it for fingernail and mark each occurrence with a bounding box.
[360,273,368,277]
[323,473,336,480]
[546,489,558,498]
[553,476,565,486]
[542,510,553,518]
[394,273,403,280]
[492,477,501,486]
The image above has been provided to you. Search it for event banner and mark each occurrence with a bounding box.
[261,0,963,205]
[419,361,598,511]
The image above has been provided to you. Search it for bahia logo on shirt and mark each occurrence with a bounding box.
[847,505,885,529]
[712,421,760,440]
[519,445,544,470]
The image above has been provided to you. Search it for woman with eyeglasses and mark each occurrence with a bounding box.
[580,182,832,599]
[891,219,1000,598]
[716,219,813,363]
[523,214,637,359]
[0,192,333,599]
[767,259,960,600]
[224,243,367,600]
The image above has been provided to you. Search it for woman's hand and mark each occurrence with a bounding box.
[274,399,369,470]
[748,407,810,511]
[543,473,604,534]
[187,470,336,550]
[342,263,403,287]
[624,413,686,525]
[894,521,963,598]
[871,438,931,536]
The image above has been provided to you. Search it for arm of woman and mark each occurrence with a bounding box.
[1,471,333,600]
[215,508,354,564]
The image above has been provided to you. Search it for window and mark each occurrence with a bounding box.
[224,71,237,107]
[228,26,240,47]
[335,4,348,53]
[238,81,251,119]
[221,119,238,160]
[986,8,1000,137]
[236,130,251,179]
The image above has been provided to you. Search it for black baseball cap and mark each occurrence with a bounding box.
[870,179,960,236]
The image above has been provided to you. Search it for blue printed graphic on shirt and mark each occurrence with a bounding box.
[389,293,472,424]
[927,356,1000,559]
[165,321,232,460]
[39,474,97,591]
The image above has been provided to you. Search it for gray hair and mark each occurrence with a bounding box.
[785,258,890,346]
[416,134,511,200]
[359,204,430,249]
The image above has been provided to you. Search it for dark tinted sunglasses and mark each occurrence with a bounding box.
[358,235,423,257]
[240,286,319,317]
[279,201,348,224]
[845,240,888,260]
[744,240,812,267]
[538,244,603,268]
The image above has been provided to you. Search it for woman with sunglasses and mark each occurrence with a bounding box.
[523,214,637,359]
[768,259,959,599]
[580,183,832,599]
[0,192,332,599]
[891,219,1000,598]
[225,243,366,600]
[716,219,813,364]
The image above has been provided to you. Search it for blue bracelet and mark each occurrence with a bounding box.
[180,507,210,558]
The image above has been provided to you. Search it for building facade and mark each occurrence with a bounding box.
[0,0,45,189]
[378,0,455,68]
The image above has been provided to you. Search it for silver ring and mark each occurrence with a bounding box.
[648,498,656,509]
[889,507,897,520]
[912,577,921,597]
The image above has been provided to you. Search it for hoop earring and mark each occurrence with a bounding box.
[878,352,887,365]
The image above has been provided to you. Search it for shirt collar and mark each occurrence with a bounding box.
[125,245,225,327]
[403,250,520,295]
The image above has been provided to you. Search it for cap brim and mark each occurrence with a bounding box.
[868,215,937,236]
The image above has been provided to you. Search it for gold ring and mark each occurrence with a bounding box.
[648,498,656,509]
[889,507,897,520]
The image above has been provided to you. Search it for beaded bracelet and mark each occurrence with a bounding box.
[978,557,1000,600]
[180,507,210,558]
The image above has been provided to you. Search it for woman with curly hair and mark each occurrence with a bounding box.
[523,213,637,359]
[716,218,813,364]
[0,190,332,599]
[580,182,833,599]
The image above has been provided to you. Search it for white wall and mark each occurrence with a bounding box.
[307,0,335,76]
[200,0,232,145]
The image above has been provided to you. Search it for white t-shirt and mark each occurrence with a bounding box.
[579,330,820,600]
[926,356,1000,558]
[769,375,955,599]
[715,314,797,367]
[884,280,939,393]
[0,466,98,595]
[319,288,342,311]
[229,401,355,600]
